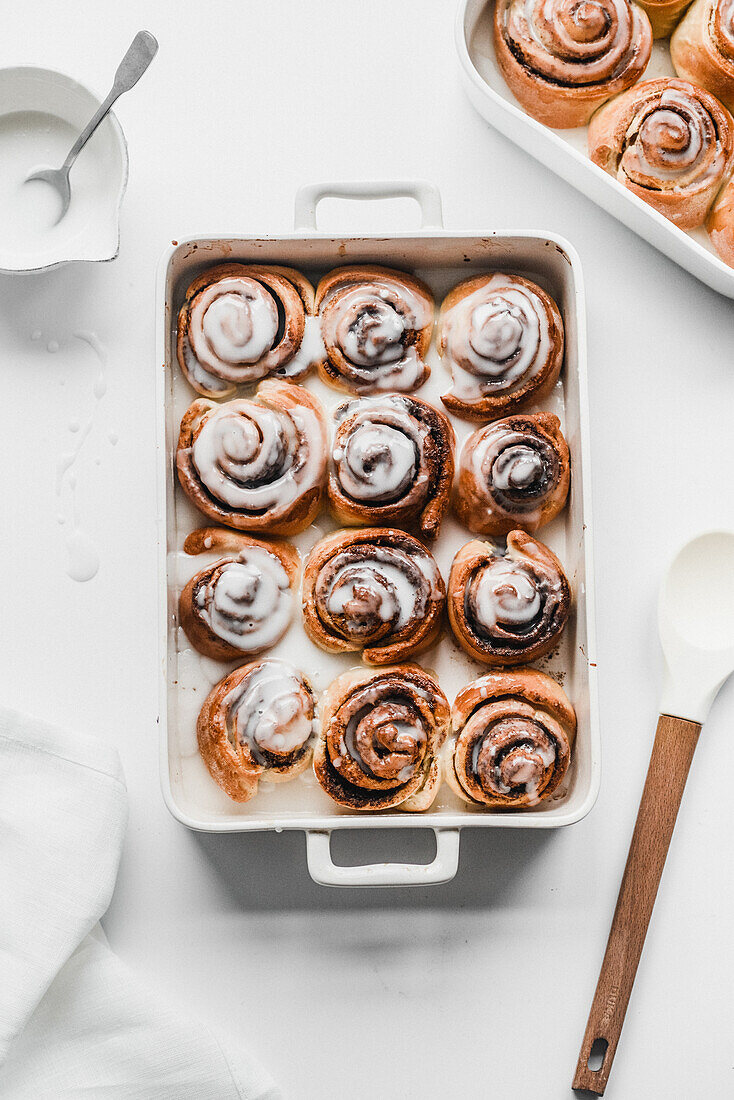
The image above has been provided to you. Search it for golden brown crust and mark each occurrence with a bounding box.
[588,78,734,230]
[176,263,318,398]
[438,273,564,422]
[447,533,571,666]
[671,0,734,113]
[454,412,570,536]
[313,664,450,811]
[328,394,455,541]
[179,528,300,661]
[493,0,652,129]
[302,528,445,666]
[197,660,317,803]
[175,380,327,536]
[314,265,434,394]
[446,668,576,809]
[638,0,695,37]
[707,175,734,263]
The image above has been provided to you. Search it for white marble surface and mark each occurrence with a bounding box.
[2,2,733,1097]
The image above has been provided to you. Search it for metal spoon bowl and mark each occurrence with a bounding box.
[26,30,157,222]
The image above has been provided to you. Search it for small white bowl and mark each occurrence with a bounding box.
[0,66,128,273]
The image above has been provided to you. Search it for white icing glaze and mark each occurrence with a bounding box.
[334,412,419,502]
[224,661,313,757]
[195,547,293,652]
[472,559,541,629]
[323,548,440,630]
[191,398,323,514]
[277,314,325,379]
[444,275,551,405]
[621,88,726,189]
[320,275,430,390]
[181,334,231,393]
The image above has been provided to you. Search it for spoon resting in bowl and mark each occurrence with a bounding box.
[25,30,157,222]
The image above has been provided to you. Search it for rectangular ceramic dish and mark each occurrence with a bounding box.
[156,181,600,887]
[456,0,734,299]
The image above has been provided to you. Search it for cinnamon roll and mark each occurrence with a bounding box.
[179,527,299,661]
[177,264,324,398]
[197,659,317,803]
[446,668,576,808]
[438,274,564,422]
[447,533,570,666]
[637,0,695,37]
[314,265,433,394]
[588,78,734,230]
[671,0,734,114]
[329,395,455,541]
[176,380,327,536]
[302,529,445,665]
[314,664,450,811]
[454,413,570,536]
[707,175,734,263]
[493,0,652,129]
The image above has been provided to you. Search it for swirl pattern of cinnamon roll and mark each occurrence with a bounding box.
[177,264,324,398]
[588,78,734,230]
[438,274,564,422]
[493,0,652,129]
[176,380,327,536]
[448,533,570,666]
[314,664,451,811]
[446,669,576,808]
[314,265,434,394]
[302,529,445,665]
[454,413,570,536]
[197,660,317,803]
[179,528,299,661]
[672,0,734,114]
[329,395,455,540]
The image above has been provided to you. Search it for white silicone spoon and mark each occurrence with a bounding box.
[574,530,734,1094]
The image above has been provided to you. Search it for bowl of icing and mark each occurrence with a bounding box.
[0,66,128,273]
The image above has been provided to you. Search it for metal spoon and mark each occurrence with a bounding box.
[574,530,734,1094]
[26,30,158,222]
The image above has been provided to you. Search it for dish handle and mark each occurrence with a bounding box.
[305,827,460,888]
[293,180,443,231]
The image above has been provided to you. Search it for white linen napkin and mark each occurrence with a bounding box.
[0,707,279,1100]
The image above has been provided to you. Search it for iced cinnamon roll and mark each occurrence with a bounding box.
[179,528,299,661]
[176,380,327,536]
[454,413,570,536]
[439,274,564,422]
[314,664,450,811]
[446,668,576,808]
[314,265,433,394]
[494,0,652,128]
[177,264,324,398]
[329,395,455,540]
[197,659,317,803]
[588,78,734,230]
[672,0,734,114]
[448,533,570,666]
[302,529,445,665]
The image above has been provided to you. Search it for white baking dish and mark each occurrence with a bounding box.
[456,0,734,300]
[156,181,600,887]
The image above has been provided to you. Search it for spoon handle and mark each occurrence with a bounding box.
[62,31,158,171]
[573,714,701,1094]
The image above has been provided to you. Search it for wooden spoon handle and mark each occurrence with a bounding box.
[573,714,701,1094]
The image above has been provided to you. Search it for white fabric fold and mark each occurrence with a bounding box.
[0,707,278,1100]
